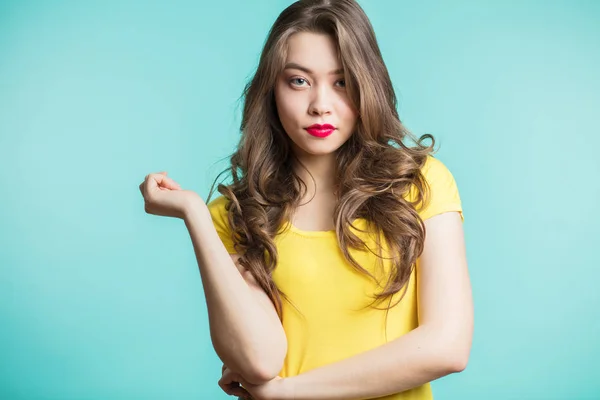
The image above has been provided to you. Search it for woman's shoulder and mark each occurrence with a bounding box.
[206,195,238,253]
[414,154,463,221]
[421,154,451,178]
[207,194,229,211]
[206,195,231,225]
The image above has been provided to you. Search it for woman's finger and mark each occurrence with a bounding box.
[141,176,174,197]
[224,385,250,398]
[161,177,181,190]
[148,172,181,191]
[218,368,252,398]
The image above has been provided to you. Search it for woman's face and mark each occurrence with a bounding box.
[275,32,358,157]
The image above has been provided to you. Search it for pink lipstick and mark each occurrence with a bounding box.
[305,124,336,138]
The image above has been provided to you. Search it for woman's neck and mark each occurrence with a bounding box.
[292,152,337,201]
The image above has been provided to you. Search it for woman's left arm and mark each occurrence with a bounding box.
[278,211,473,400]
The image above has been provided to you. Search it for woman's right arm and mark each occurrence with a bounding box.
[184,201,287,385]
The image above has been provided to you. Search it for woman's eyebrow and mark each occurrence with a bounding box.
[283,62,344,75]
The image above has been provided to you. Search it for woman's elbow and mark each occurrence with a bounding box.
[435,351,469,376]
[442,324,472,373]
[247,364,281,384]
[246,341,287,384]
[448,353,469,373]
[435,332,471,374]
[245,355,285,384]
[442,342,471,374]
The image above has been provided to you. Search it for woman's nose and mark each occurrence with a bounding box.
[308,85,333,115]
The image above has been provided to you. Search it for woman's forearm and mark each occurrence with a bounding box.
[184,202,287,384]
[284,325,467,400]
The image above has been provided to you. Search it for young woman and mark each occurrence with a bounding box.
[139,1,473,399]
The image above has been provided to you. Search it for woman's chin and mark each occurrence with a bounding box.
[288,133,349,157]
[298,143,342,157]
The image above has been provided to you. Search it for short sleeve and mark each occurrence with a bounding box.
[206,195,238,254]
[417,156,464,221]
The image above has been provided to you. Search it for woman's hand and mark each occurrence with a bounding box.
[218,364,252,399]
[219,364,292,400]
[138,171,202,219]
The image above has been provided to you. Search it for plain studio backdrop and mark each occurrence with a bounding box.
[0,0,598,399]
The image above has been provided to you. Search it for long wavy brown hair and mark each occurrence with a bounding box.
[207,0,435,319]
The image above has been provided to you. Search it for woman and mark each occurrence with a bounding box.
[139,1,473,399]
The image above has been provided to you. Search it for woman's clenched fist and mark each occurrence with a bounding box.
[138,171,203,219]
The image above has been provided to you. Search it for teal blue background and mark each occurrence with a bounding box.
[1,0,598,398]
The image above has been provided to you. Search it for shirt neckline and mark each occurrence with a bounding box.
[284,218,365,238]
[286,221,337,237]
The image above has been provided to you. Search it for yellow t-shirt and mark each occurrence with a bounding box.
[207,155,463,400]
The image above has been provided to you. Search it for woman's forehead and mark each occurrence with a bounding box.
[283,32,343,75]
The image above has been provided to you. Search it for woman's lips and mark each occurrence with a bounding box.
[305,124,335,138]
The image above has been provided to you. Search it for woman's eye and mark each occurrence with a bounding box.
[290,78,308,86]
[288,77,345,88]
